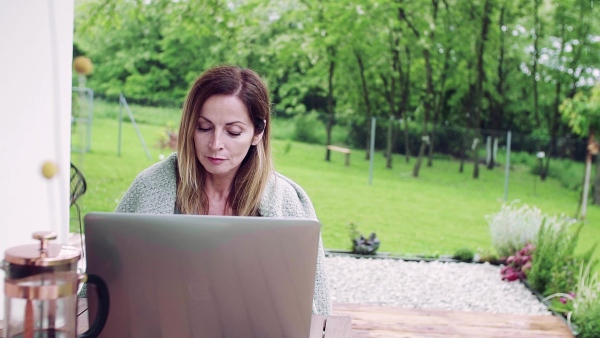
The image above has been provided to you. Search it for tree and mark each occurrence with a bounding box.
[560,85,600,219]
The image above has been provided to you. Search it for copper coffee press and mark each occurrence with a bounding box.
[2,231,108,338]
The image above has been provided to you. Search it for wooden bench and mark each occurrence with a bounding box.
[327,145,351,166]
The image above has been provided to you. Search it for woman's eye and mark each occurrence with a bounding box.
[197,126,211,131]
[228,131,242,136]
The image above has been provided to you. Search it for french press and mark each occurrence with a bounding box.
[2,231,109,338]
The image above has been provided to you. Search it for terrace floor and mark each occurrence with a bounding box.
[332,303,574,338]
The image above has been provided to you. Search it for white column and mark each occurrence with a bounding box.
[0,1,74,320]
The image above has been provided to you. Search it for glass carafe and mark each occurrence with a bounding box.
[2,231,108,338]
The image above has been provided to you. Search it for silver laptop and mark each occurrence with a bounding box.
[83,212,321,338]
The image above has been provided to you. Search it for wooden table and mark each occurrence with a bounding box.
[0,299,350,338]
[333,303,574,337]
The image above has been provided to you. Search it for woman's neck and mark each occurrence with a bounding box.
[204,174,234,215]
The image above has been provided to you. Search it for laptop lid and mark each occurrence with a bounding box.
[83,212,321,338]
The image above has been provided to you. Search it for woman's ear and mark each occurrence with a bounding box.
[252,120,266,146]
[252,130,264,146]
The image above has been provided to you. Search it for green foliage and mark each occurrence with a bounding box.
[293,112,325,144]
[507,151,537,168]
[532,157,586,191]
[571,261,600,338]
[486,202,547,258]
[527,221,594,296]
[282,139,293,155]
[347,222,380,255]
[560,85,600,136]
[93,99,182,126]
[155,122,178,151]
[476,248,500,264]
[544,259,600,338]
[574,302,600,338]
[74,0,600,145]
[453,247,475,262]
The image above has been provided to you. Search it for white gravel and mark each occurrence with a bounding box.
[325,255,550,315]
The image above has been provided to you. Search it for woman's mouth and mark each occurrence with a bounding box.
[207,157,226,164]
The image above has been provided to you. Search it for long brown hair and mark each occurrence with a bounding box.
[176,65,273,216]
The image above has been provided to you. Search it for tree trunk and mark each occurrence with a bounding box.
[413,140,428,178]
[487,2,508,170]
[411,0,437,177]
[427,45,449,168]
[594,146,600,205]
[532,0,541,128]
[580,130,595,220]
[472,134,480,179]
[355,50,372,161]
[403,117,411,163]
[385,28,400,168]
[380,72,396,169]
[473,0,492,179]
[325,48,336,162]
[386,116,394,168]
[401,46,412,163]
[412,46,433,178]
[459,158,465,173]
[427,129,435,167]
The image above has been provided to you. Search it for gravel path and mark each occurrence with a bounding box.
[325,255,550,315]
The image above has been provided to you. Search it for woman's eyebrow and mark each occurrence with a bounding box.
[198,116,247,126]
[225,121,248,126]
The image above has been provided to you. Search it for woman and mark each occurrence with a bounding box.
[115,65,331,315]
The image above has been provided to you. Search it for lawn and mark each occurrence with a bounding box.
[70,100,600,265]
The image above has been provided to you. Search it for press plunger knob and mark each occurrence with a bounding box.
[33,231,57,252]
[42,161,58,179]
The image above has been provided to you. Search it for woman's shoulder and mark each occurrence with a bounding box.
[260,172,317,219]
[133,153,178,184]
[115,153,177,213]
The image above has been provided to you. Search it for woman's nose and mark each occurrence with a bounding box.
[209,131,224,150]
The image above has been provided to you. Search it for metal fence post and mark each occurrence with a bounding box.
[118,93,123,157]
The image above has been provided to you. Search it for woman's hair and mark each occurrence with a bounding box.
[176,65,273,216]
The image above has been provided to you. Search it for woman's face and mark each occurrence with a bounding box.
[194,95,263,180]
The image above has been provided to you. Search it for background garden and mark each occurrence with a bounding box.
[70,0,600,335]
[70,98,600,265]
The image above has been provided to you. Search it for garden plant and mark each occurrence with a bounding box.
[488,203,600,337]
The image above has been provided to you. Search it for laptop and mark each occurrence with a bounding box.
[83,212,321,338]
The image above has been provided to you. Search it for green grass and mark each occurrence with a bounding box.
[272,141,599,258]
[70,101,600,267]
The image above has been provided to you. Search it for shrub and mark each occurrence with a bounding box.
[475,248,500,264]
[532,157,585,191]
[527,221,594,296]
[544,260,600,338]
[500,243,535,282]
[486,202,549,258]
[453,247,474,262]
[571,261,600,338]
[156,122,178,151]
[509,151,537,168]
[293,112,324,144]
[573,302,600,338]
[347,222,380,255]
